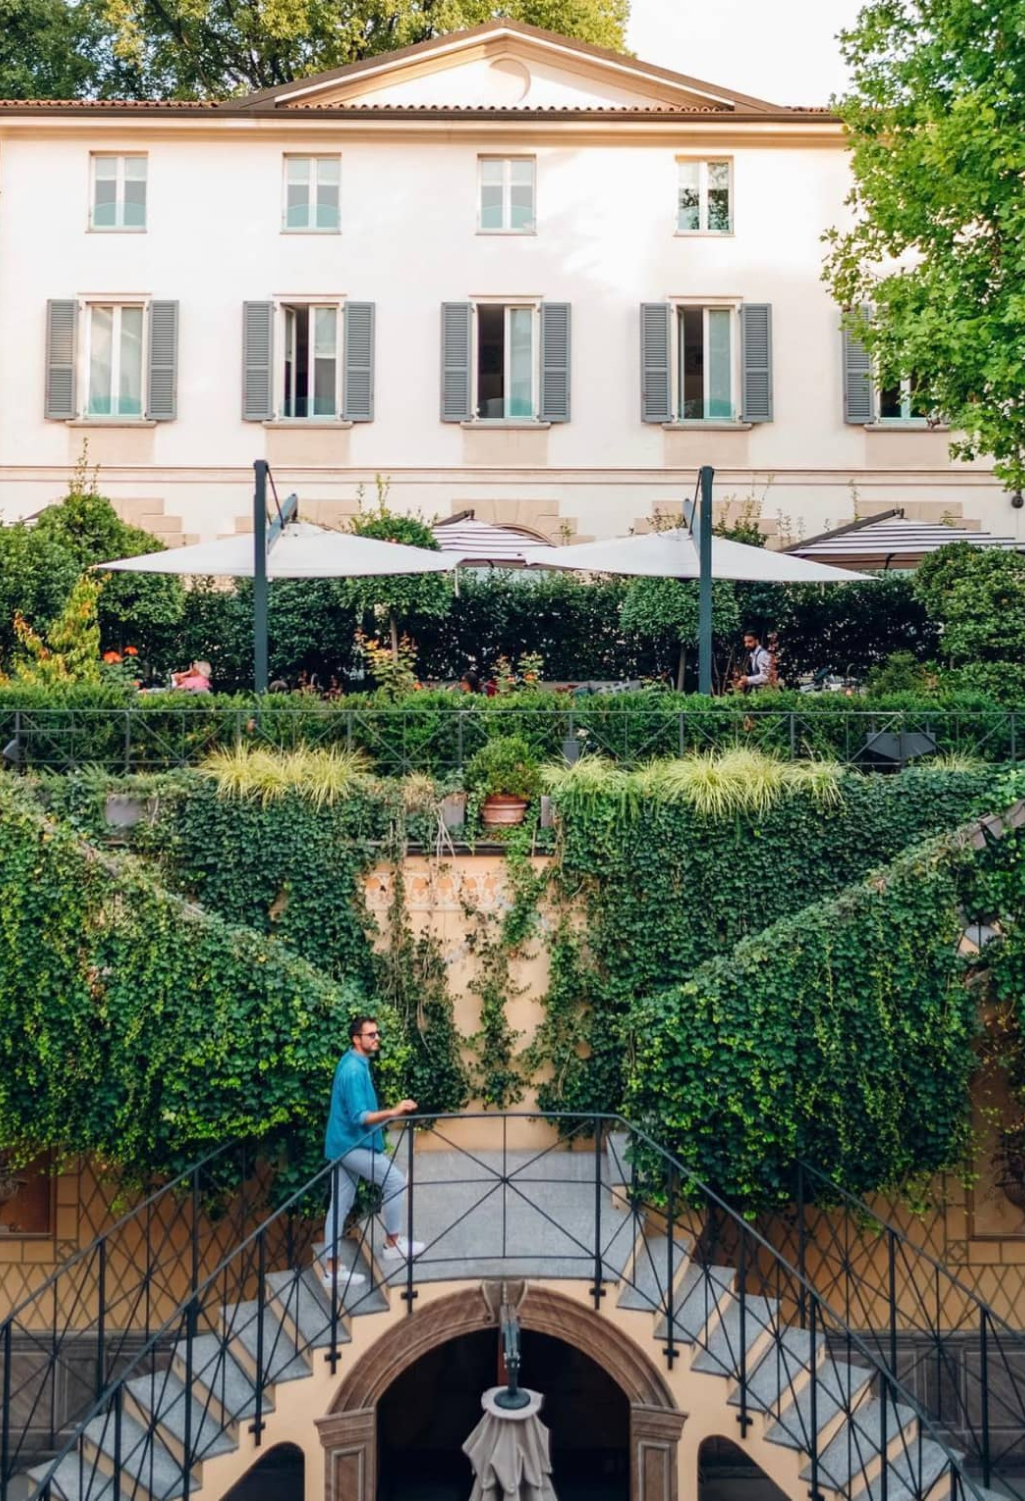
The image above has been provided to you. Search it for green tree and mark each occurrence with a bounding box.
[340,484,451,662]
[824,0,1025,490]
[0,523,80,668]
[105,0,629,98]
[33,486,185,658]
[10,575,102,685]
[619,578,739,690]
[913,542,1025,666]
[0,0,130,98]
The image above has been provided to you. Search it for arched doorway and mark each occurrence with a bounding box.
[221,1442,304,1501]
[317,1285,685,1501]
[698,1437,790,1501]
[376,1326,630,1501]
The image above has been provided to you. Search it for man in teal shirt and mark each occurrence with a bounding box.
[322,1014,424,1289]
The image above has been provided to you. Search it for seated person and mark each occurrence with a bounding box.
[172,659,212,693]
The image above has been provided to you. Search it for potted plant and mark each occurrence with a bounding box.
[466,735,541,828]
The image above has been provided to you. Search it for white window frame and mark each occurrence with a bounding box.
[89,154,148,232]
[671,298,741,422]
[471,299,541,421]
[675,158,733,236]
[877,374,929,424]
[82,299,148,419]
[275,298,344,420]
[282,155,341,234]
[477,157,536,235]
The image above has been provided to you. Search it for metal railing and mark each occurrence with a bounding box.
[0,702,1022,773]
[17,1115,998,1501]
[754,1161,1025,1492]
[0,1141,265,1492]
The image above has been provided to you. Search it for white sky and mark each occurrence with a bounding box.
[626,0,864,106]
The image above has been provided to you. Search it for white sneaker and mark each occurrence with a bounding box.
[320,1266,366,1289]
[382,1237,425,1261]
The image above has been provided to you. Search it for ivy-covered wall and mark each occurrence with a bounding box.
[534,767,1007,1119]
[624,827,982,1202]
[7,762,1020,1205]
[0,778,411,1187]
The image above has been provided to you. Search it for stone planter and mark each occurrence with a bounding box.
[104,793,157,829]
[481,795,528,828]
[441,792,467,830]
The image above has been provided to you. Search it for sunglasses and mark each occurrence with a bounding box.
[359,1030,381,1040]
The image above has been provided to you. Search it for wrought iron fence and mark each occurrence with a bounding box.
[11,1115,999,1501]
[1,703,1023,774]
[0,1142,270,1489]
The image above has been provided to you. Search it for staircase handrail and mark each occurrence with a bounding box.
[2,1141,237,1332]
[794,1155,1023,1343]
[24,1113,989,1501]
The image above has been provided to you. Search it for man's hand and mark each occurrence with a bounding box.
[391,1099,418,1117]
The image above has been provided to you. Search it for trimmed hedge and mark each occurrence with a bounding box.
[623,825,982,1203]
[534,767,1008,1121]
[2,682,1024,772]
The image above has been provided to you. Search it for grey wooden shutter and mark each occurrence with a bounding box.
[242,301,274,421]
[343,302,375,421]
[440,302,472,422]
[740,303,773,422]
[539,302,571,422]
[146,300,179,421]
[640,303,672,423]
[843,307,875,424]
[44,299,78,419]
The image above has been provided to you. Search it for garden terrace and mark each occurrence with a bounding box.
[2,685,1025,772]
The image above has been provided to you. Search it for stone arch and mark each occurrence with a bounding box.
[317,1285,685,1501]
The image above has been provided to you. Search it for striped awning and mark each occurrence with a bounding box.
[432,513,556,567]
[787,509,1022,570]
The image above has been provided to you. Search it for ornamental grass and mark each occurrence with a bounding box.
[200,743,372,807]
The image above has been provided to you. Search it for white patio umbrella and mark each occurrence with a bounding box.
[528,468,872,691]
[529,525,870,584]
[97,462,462,689]
[99,521,460,580]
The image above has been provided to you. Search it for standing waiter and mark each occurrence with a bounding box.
[739,629,774,690]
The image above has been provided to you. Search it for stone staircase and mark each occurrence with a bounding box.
[22,1140,984,1501]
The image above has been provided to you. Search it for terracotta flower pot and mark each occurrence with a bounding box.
[481,794,528,827]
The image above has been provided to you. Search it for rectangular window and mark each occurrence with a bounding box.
[679,306,734,420]
[479,158,535,233]
[476,304,536,419]
[283,303,339,417]
[677,159,732,234]
[86,304,144,417]
[879,375,928,422]
[91,155,147,231]
[284,156,341,232]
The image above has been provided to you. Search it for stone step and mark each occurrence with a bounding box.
[82,1410,196,1501]
[692,1295,779,1378]
[26,1455,129,1501]
[801,1398,918,1493]
[853,1437,955,1501]
[123,1371,236,1465]
[170,1334,267,1427]
[766,1359,874,1449]
[729,1326,825,1415]
[616,1233,691,1314]
[266,1268,384,1351]
[654,1264,736,1345]
[222,1302,311,1386]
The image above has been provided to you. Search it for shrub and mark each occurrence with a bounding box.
[465,734,541,801]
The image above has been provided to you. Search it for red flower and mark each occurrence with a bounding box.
[102,650,122,664]
[124,645,139,657]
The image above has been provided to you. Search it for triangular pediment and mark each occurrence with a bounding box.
[239,21,783,114]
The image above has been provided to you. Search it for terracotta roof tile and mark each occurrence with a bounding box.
[0,97,222,109]
[295,101,729,113]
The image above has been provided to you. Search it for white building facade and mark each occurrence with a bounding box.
[0,21,1009,547]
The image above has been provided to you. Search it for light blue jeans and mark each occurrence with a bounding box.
[324,1147,407,1259]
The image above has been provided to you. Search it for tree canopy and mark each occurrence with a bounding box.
[825,0,1025,490]
[9,0,627,99]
